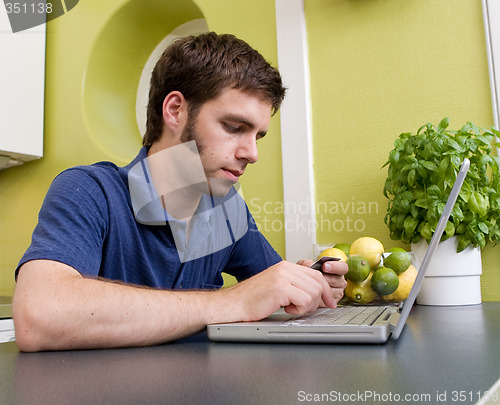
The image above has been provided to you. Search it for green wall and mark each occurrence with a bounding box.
[0,0,285,296]
[1,0,498,301]
[306,0,500,301]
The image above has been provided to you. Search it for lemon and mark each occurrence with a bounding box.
[344,272,378,304]
[371,267,399,296]
[345,255,370,282]
[317,247,348,262]
[333,243,351,256]
[350,237,384,268]
[381,265,418,302]
[383,251,411,274]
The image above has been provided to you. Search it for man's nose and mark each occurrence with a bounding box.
[237,136,259,164]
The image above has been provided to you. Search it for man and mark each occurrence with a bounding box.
[13,32,347,352]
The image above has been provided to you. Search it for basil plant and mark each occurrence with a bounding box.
[383,118,500,252]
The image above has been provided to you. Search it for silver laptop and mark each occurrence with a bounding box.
[207,158,470,344]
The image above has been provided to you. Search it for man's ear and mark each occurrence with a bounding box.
[162,91,187,131]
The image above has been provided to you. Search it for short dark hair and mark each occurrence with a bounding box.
[143,32,286,147]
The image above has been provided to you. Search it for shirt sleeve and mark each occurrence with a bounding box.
[222,208,282,281]
[16,168,109,278]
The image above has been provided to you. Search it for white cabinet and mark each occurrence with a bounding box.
[0,8,45,170]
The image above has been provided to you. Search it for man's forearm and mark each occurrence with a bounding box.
[13,259,344,352]
[13,260,242,352]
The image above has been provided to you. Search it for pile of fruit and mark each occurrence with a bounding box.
[317,237,418,304]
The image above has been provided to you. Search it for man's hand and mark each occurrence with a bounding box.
[297,258,348,305]
[222,260,336,322]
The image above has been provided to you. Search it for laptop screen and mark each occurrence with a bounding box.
[391,158,470,340]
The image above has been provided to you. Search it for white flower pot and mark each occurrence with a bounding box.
[411,236,482,306]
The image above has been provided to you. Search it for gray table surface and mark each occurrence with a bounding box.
[0,303,499,405]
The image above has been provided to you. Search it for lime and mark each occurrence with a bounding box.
[381,265,418,302]
[350,237,384,268]
[383,251,411,274]
[344,273,378,304]
[345,255,370,282]
[371,267,399,296]
[317,247,348,262]
[333,243,351,256]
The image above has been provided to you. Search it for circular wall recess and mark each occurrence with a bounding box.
[83,0,207,163]
[136,19,208,137]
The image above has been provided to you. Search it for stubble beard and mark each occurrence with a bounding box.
[179,108,233,198]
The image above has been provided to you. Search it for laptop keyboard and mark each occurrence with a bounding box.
[282,306,387,326]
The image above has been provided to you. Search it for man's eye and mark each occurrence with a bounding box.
[224,123,241,133]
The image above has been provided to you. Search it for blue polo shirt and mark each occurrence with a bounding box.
[16,147,281,289]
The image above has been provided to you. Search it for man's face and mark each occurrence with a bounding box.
[181,88,272,197]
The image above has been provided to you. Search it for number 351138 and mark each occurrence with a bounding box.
[5,3,53,14]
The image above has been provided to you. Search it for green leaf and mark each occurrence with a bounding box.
[403,215,419,236]
[472,232,486,248]
[420,222,433,240]
[411,234,422,244]
[390,230,402,241]
[475,135,494,145]
[479,154,492,168]
[410,204,419,218]
[457,235,471,252]
[456,223,466,234]
[443,178,454,191]
[460,122,474,133]
[445,221,455,238]
[450,155,461,168]
[427,185,441,198]
[478,222,489,234]
[417,164,428,179]
[426,205,439,226]
[400,232,411,244]
[490,194,500,210]
[438,156,449,177]
[446,138,465,152]
[408,169,415,187]
[389,149,400,166]
[401,163,414,172]
[451,204,464,222]
[401,191,413,200]
[422,142,433,160]
[438,117,450,131]
[459,181,472,203]
[415,198,431,209]
[423,161,438,172]
[456,135,466,146]
[436,201,445,216]
[432,137,444,152]
[470,122,481,135]
[417,124,428,136]
[396,213,406,229]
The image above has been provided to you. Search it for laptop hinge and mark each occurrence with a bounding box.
[388,312,401,330]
